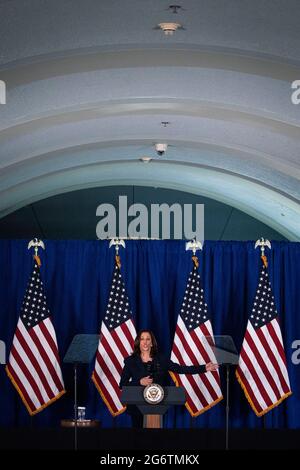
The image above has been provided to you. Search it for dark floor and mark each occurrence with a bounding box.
[0,428,299,451]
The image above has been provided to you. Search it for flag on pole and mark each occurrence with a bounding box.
[170,256,223,416]
[6,256,65,415]
[92,255,136,416]
[236,255,292,416]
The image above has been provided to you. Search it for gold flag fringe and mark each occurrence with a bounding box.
[91,372,126,417]
[235,369,292,417]
[169,371,223,417]
[6,365,66,416]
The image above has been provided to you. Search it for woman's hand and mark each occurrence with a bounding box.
[205,361,219,372]
[140,376,153,386]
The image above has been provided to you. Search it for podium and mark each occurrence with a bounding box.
[205,335,239,450]
[121,386,186,428]
[63,334,99,449]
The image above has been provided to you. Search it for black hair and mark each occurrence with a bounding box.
[132,330,158,357]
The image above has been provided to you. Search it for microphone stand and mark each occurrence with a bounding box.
[74,363,78,451]
[225,364,230,451]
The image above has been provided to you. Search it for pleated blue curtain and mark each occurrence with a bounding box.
[0,240,299,428]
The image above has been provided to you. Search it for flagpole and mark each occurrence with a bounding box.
[185,239,202,257]
[27,237,45,259]
[185,239,231,448]
[256,237,271,435]
[92,238,137,420]
[189,414,194,429]
[109,237,126,430]
[6,238,65,419]
[74,363,78,451]
[109,238,126,254]
[249,237,270,440]
[236,237,291,420]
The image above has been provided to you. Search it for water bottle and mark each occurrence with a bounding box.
[77,406,86,421]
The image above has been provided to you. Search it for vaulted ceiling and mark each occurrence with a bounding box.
[0,0,300,239]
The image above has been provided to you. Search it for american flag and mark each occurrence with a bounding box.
[170,259,223,416]
[92,258,136,416]
[6,258,65,415]
[236,257,292,416]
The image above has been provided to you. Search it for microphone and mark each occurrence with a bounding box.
[146,361,154,378]
[146,361,161,381]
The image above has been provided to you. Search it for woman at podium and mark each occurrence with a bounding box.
[119,330,218,427]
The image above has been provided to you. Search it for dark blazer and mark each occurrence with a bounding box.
[119,353,206,388]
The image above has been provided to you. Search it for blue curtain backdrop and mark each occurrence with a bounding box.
[0,239,299,429]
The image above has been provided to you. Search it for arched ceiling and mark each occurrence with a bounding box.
[0,0,300,240]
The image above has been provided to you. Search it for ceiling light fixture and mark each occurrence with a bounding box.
[154,143,168,156]
[158,22,181,36]
[139,156,152,163]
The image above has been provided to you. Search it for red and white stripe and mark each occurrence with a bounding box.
[170,315,223,416]
[92,318,136,416]
[6,317,65,415]
[236,317,291,416]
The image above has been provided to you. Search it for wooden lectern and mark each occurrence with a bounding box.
[121,386,186,429]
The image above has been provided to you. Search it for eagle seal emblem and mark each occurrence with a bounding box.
[143,383,164,404]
